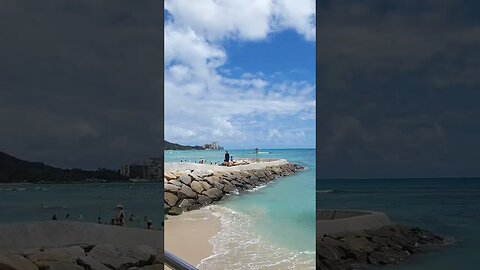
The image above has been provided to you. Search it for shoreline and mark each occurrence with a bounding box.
[164,208,221,268]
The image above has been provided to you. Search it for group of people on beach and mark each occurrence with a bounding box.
[49,203,156,230]
[223,151,234,166]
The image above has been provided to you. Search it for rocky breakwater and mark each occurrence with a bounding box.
[317,210,444,270]
[164,162,304,215]
[0,221,163,270]
[0,244,163,270]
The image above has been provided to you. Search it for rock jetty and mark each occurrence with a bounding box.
[0,221,163,270]
[317,221,444,270]
[164,162,304,215]
[0,244,163,270]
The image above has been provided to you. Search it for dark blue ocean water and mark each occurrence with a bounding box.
[0,183,163,229]
[317,179,480,270]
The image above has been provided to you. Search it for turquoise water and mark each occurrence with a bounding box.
[317,179,480,270]
[166,149,316,269]
[0,183,163,229]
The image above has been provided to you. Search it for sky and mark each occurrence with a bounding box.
[164,0,316,150]
[317,0,480,179]
[0,0,162,169]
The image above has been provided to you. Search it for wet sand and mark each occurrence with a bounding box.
[164,209,221,269]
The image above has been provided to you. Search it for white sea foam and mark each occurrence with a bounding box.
[197,205,315,270]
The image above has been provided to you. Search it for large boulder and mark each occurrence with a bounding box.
[179,174,192,185]
[177,185,197,199]
[89,244,137,270]
[203,188,224,200]
[44,246,85,258]
[200,181,211,190]
[0,254,39,270]
[168,206,183,216]
[164,172,177,180]
[190,181,204,194]
[168,180,183,187]
[164,192,179,207]
[164,184,180,192]
[222,182,236,193]
[76,255,111,270]
[178,199,195,210]
[27,251,81,270]
[198,195,213,205]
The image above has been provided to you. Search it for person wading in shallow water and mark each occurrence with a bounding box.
[115,204,125,226]
[146,220,154,230]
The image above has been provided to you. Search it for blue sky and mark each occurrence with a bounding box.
[164,0,316,149]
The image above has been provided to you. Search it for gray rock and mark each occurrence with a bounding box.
[168,180,183,187]
[190,181,204,193]
[143,264,164,270]
[27,251,76,269]
[203,188,224,200]
[0,254,39,270]
[203,177,215,185]
[164,192,178,207]
[89,244,137,270]
[189,173,203,181]
[179,174,192,185]
[201,181,211,190]
[222,182,236,193]
[213,181,224,190]
[317,244,344,260]
[77,255,111,270]
[168,206,183,216]
[41,261,84,270]
[45,246,85,258]
[177,185,197,199]
[120,246,155,266]
[164,184,180,192]
[198,195,213,205]
[164,172,177,180]
[178,199,195,210]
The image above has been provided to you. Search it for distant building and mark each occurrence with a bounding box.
[203,141,224,150]
[120,157,163,180]
[120,164,148,179]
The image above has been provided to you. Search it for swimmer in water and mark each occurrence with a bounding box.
[146,220,154,230]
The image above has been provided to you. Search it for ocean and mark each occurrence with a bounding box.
[165,149,316,269]
[317,178,480,270]
[0,182,163,229]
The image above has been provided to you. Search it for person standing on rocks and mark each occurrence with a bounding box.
[224,151,230,166]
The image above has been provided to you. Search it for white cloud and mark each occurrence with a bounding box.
[165,0,315,41]
[164,0,315,147]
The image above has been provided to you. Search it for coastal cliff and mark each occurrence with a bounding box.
[163,162,304,215]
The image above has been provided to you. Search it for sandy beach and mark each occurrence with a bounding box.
[164,208,221,269]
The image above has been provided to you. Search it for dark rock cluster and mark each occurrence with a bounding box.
[317,225,444,270]
[0,244,163,270]
[164,163,304,215]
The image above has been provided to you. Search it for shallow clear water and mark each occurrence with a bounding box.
[166,149,316,269]
[317,179,480,270]
[0,183,163,229]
